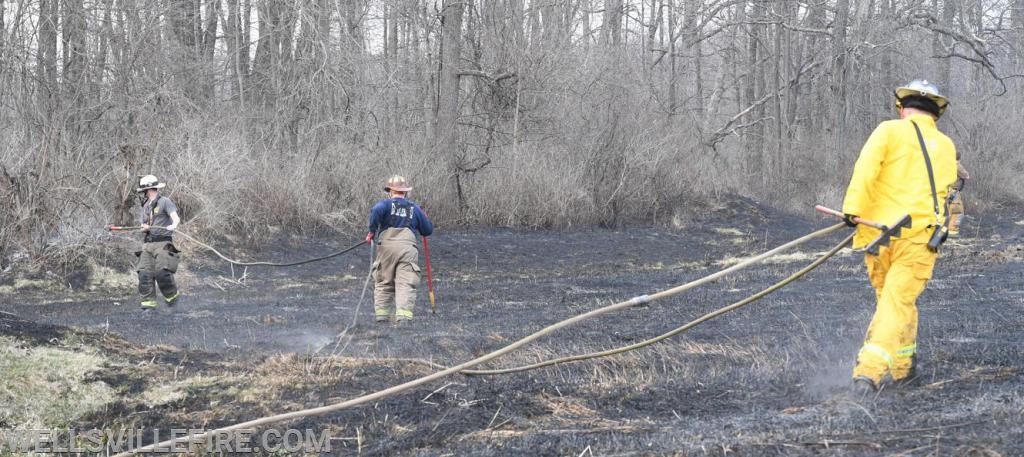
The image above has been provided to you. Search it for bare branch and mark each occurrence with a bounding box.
[457,70,516,83]
[704,61,821,148]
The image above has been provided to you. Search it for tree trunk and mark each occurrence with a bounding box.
[668,0,677,116]
[226,0,246,104]
[95,0,113,89]
[581,0,592,47]
[769,1,784,187]
[254,0,298,105]
[603,0,622,46]
[202,0,219,60]
[528,0,540,49]
[62,0,87,102]
[436,0,465,210]
[385,1,399,134]
[683,0,703,119]
[832,0,851,170]
[1014,0,1024,71]
[645,0,661,71]
[743,1,766,181]
[38,0,58,110]
[880,0,894,90]
[800,1,825,133]
[542,0,563,48]
[932,0,954,90]
[0,0,5,62]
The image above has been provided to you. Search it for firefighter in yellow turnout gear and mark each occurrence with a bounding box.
[842,80,958,392]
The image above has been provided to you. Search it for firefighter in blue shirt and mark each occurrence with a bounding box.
[365,176,434,323]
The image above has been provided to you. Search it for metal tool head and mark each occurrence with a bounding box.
[863,214,912,255]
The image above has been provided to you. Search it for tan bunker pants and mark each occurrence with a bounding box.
[948,193,965,236]
[373,228,421,321]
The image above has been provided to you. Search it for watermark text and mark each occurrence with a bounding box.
[1,428,331,454]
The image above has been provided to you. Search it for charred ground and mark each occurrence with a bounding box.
[2,198,1023,456]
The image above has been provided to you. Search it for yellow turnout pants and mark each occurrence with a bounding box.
[853,239,937,384]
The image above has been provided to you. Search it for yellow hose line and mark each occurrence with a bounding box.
[462,231,855,375]
[110,222,846,457]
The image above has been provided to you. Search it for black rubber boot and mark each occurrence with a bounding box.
[852,376,878,397]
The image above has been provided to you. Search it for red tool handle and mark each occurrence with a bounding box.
[814,205,886,230]
[107,225,142,231]
[422,236,436,313]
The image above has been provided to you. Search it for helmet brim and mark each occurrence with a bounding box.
[384,185,412,192]
[136,183,165,192]
[895,87,948,111]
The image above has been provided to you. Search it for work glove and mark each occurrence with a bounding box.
[843,214,859,228]
[365,231,374,245]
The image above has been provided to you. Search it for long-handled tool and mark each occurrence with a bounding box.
[815,205,912,255]
[107,225,367,267]
[422,236,436,314]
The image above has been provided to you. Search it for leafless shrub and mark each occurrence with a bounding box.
[2,0,1024,270]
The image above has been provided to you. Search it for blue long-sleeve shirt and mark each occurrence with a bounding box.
[367,197,434,237]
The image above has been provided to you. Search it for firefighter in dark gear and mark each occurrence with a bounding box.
[135,175,182,310]
[366,176,434,323]
[842,79,957,392]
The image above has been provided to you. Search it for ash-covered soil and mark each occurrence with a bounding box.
[3,198,1023,456]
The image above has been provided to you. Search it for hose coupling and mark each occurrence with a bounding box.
[628,295,651,306]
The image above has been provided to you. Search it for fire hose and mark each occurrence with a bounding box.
[107,226,367,267]
[461,230,855,375]
[110,221,849,457]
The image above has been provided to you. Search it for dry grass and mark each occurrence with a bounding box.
[0,336,113,429]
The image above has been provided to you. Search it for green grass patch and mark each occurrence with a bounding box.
[0,337,113,429]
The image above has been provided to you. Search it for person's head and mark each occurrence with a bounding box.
[894,79,948,120]
[136,175,165,200]
[384,175,412,198]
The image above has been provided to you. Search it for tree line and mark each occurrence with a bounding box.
[1,0,1023,264]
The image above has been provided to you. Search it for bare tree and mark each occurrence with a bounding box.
[603,0,623,46]
[3,0,1024,262]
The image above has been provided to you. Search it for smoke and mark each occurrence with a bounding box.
[286,330,337,353]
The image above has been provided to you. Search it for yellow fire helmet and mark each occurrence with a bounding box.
[384,175,412,192]
[894,79,949,118]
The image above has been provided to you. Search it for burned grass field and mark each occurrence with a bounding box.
[2,200,1023,456]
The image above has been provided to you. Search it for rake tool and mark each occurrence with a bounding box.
[815,205,912,255]
[422,236,437,314]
